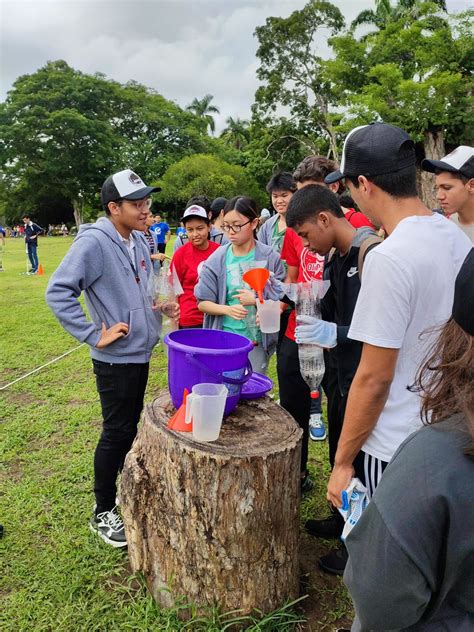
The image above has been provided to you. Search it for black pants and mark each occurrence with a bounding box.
[157,243,166,254]
[92,360,149,514]
[323,367,348,469]
[277,336,310,475]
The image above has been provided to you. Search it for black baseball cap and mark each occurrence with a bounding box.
[421,146,474,179]
[325,123,416,184]
[452,248,474,336]
[101,169,161,206]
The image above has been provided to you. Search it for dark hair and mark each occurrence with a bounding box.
[286,185,345,228]
[186,195,211,215]
[210,197,227,221]
[223,196,259,221]
[346,164,418,198]
[266,171,297,194]
[338,193,357,209]
[434,168,470,184]
[413,318,474,456]
[293,155,338,185]
[22,214,30,219]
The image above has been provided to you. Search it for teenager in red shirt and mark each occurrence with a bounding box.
[170,205,220,329]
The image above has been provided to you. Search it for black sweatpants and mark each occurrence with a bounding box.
[157,243,166,254]
[277,335,310,475]
[92,360,149,514]
[323,367,348,469]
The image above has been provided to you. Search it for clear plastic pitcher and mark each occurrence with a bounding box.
[256,299,280,334]
[185,383,228,442]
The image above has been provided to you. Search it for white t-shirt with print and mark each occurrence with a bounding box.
[348,214,472,462]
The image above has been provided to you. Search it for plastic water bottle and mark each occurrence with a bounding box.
[298,343,325,399]
[295,282,325,399]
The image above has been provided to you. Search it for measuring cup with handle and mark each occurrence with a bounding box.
[185,383,228,442]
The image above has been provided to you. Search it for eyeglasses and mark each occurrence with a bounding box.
[222,220,252,233]
[113,198,152,211]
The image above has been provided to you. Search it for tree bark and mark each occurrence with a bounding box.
[120,393,302,616]
[72,198,84,229]
[419,129,445,210]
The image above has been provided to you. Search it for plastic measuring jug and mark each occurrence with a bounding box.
[185,383,228,442]
[256,299,280,333]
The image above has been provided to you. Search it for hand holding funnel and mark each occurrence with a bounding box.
[242,268,270,304]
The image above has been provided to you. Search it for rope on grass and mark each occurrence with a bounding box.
[0,343,86,391]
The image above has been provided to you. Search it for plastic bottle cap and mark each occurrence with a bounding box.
[310,390,320,399]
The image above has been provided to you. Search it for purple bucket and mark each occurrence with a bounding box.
[163,328,254,416]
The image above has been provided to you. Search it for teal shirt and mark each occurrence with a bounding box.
[222,247,261,343]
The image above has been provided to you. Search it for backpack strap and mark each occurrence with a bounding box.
[358,235,383,280]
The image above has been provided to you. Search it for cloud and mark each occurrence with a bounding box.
[0,0,470,131]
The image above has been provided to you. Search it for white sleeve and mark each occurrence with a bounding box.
[348,251,412,349]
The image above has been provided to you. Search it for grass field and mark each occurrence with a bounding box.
[0,236,353,631]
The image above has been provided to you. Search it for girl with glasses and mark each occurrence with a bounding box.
[195,196,285,374]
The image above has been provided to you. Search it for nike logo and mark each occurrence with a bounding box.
[347,267,358,277]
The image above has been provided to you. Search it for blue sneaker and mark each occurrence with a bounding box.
[309,413,326,441]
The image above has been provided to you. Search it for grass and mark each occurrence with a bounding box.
[0,236,353,631]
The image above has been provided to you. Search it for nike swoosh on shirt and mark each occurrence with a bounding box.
[347,267,358,277]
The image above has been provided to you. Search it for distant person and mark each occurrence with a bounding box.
[210,197,227,234]
[144,214,165,273]
[22,215,43,274]
[150,213,170,253]
[0,224,5,271]
[344,248,474,631]
[323,123,471,574]
[422,145,474,243]
[46,169,178,548]
[176,222,186,239]
[293,155,375,229]
[195,196,285,374]
[170,205,220,329]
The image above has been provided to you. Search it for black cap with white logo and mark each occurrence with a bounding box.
[421,146,474,179]
[101,169,161,207]
[325,123,416,184]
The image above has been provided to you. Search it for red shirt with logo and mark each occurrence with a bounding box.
[171,240,220,327]
[281,232,325,341]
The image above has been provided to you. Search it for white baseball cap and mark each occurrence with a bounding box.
[101,169,161,206]
[180,205,209,222]
[422,146,474,179]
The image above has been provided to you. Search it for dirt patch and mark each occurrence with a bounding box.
[0,458,23,484]
[1,390,45,406]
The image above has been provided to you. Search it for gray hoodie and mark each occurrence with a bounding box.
[194,241,285,352]
[256,213,279,248]
[45,216,160,364]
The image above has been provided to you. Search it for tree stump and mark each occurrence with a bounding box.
[120,391,302,616]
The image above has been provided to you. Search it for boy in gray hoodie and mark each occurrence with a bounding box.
[46,169,178,548]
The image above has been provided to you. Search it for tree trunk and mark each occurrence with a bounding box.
[419,129,445,210]
[120,392,302,616]
[72,198,84,229]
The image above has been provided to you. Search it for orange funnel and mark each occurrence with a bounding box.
[243,268,270,304]
[167,388,192,432]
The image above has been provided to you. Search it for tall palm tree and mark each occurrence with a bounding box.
[186,94,220,134]
[351,0,447,33]
[220,117,250,150]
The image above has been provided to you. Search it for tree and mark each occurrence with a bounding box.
[0,62,212,227]
[351,0,447,34]
[0,61,123,227]
[220,117,250,150]
[253,1,345,160]
[158,154,266,211]
[186,94,220,134]
[328,6,473,207]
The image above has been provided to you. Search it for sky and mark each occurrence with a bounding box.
[0,0,470,131]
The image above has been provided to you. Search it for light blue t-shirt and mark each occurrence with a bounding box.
[221,247,261,344]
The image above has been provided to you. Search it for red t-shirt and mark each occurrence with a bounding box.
[281,230,325,341]
[171,240,220,327]
[344,208,375,229]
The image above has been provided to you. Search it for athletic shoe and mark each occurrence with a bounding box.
[309,413,326,441]
[318,547,348,576]
[305,512,344,539]
[89,506,127,548]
